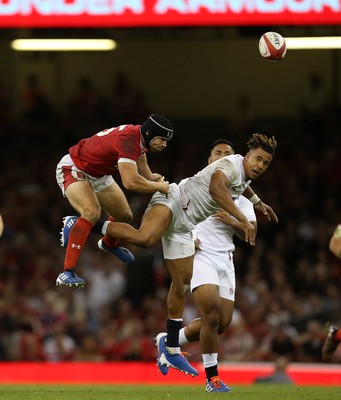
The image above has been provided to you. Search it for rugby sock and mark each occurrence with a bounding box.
[166,318,183,348]
[63,217,93,271]
[203,353,218,379]
[179,327,190,346]
[335,328,341,341]
[102,216,119,248]
[91,219,106,235]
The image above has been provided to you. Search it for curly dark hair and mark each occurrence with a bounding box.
[247,133,277,156]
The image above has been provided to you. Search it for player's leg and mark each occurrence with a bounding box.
[193,285,233,392]
[180,295,234,344]
[57,179,100,287]
[96,180,133,223]
[192,284,222,354]
[95,181,135,262]
[166,256,194,320]
[157,255,198,376]
[105,204,172,247]
[322,325,341,362]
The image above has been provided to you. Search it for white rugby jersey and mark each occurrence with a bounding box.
[193,196,256,254]
[178,154,251,225]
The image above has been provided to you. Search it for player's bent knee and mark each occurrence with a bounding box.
[120,211,133,223]
[82,208,102,224]
[218,318,233,334]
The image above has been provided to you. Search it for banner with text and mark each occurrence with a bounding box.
[0,0,340,27]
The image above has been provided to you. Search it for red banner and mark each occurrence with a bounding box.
[0,0,340,28]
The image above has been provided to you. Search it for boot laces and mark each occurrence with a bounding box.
[210,376,222,389]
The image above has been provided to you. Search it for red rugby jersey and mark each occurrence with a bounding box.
[69,124,146,178]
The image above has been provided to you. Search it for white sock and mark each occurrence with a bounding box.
[202,353,218,369]
[179,327,189,346]
[102,221,110,235]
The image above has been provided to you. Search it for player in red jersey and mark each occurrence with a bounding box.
[55,113,173,288]
[321,223,341,362]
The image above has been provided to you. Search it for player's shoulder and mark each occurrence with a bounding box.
[214,154,240,169]
[117,124,140,135]
[225,154,243,163]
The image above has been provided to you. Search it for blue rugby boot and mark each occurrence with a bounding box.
[206,376,232,392]
[56,269,85,288]
[60,216,78,247]
[98,239,135,263]
[158,345,198,377]
[155,332,169,375]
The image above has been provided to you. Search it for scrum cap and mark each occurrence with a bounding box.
[141,114,173,147]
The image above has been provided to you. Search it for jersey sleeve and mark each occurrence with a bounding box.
[116,130,142,162]
[214,158,239,184]
[238,196,257,222]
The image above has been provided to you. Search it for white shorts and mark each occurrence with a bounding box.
[147,183,195,260]
[190,250,235,301]
[56,154,114,197]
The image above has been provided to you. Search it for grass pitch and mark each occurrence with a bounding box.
[0,384,340,400]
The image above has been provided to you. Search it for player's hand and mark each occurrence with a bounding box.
[242,220,256,245]
[194,237,201,251]
[158,181,170,195]
[255,201,278,223]
[150,173,163,182]
[212,210,235,227]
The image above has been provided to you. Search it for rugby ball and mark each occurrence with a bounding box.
[259,32,287,61]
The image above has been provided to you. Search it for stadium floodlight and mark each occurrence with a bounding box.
[285,36,341,50]
[11,39,117,51]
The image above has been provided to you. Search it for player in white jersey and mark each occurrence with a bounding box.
[174,140,256,392]
[63,133,277,376]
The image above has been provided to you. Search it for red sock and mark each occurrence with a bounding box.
[102,216,119,248]
[335,329,341,342]
[63,217,94,271]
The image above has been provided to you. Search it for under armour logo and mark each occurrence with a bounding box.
[71,243,81,250]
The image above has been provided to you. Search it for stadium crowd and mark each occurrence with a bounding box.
[0,72,340,363]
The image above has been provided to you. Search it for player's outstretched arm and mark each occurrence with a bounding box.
[243,186,278,223]
[136,153,164,182]
[329,224,341,259]
[118,162,169,194]
[209,171,256,245]
[255,201,278,223]
[212,210,258,241]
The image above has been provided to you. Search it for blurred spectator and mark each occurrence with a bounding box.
[295,320,326,362]
[21,73,53,121]
[254,357,294,384]
[220,318,256,362]
[74,333,105,362]
[300,73,331,143]
[227,94,256,146]
[43,320,76,362]
[0,76,11,136]
[65,76,102,139]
